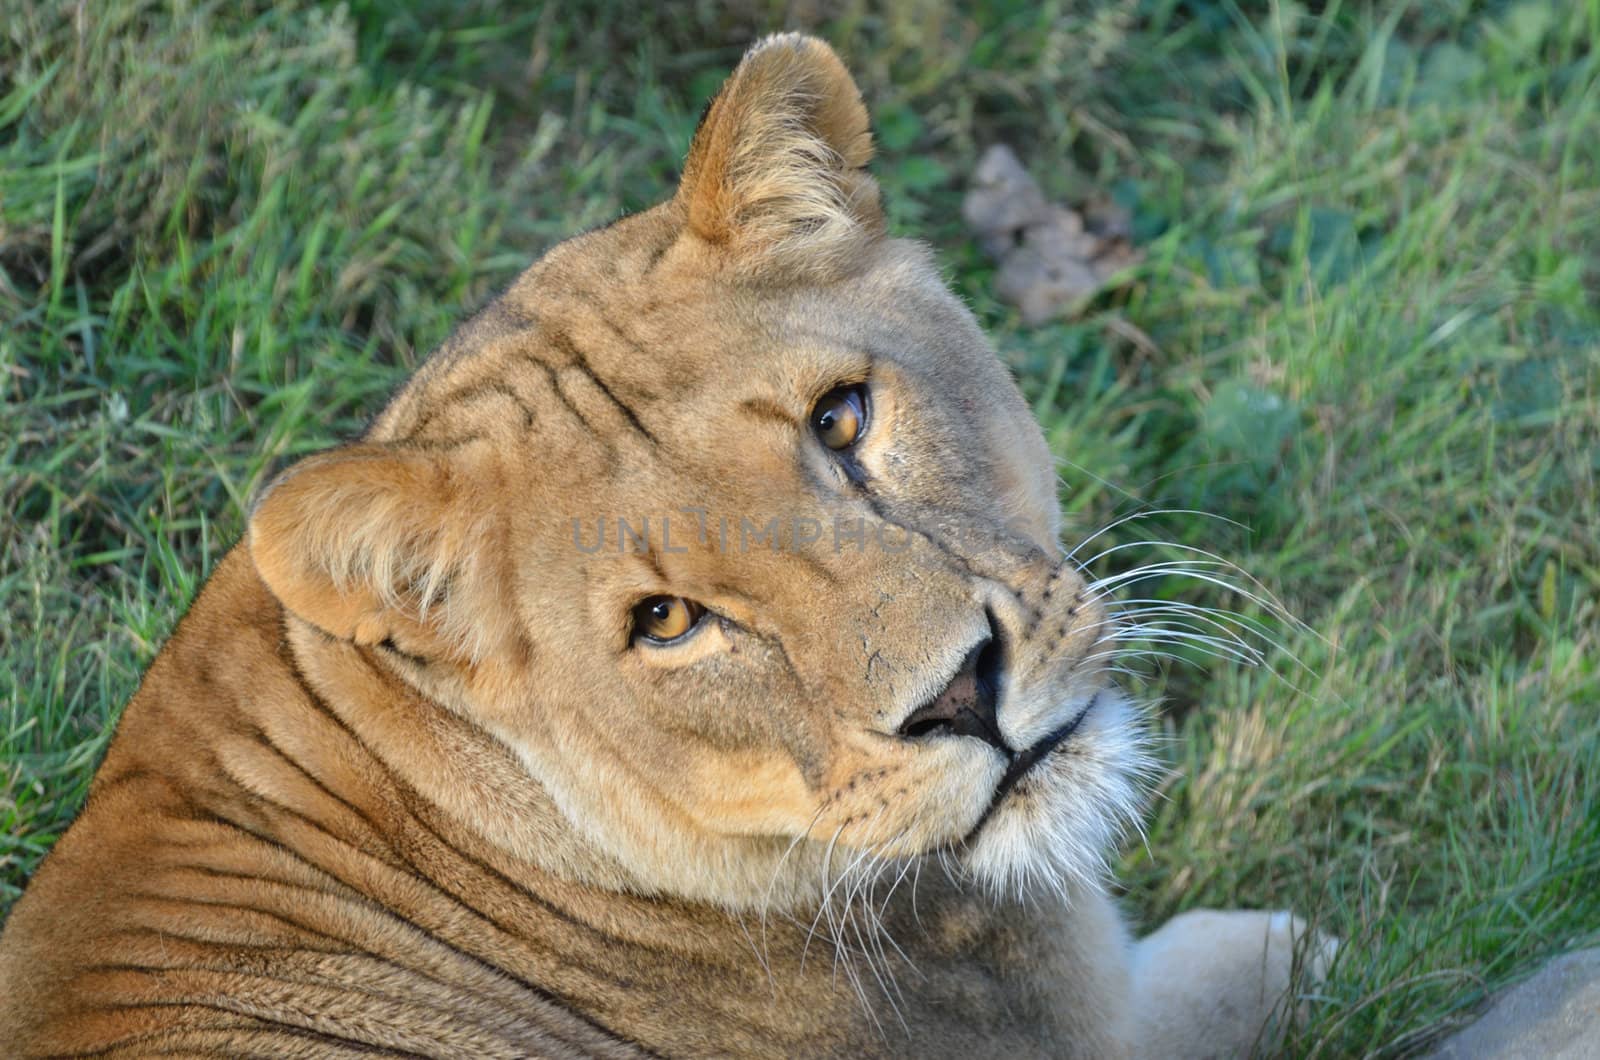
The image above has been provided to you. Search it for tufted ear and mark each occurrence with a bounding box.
[677,33,882,276]
[247,445,497,660]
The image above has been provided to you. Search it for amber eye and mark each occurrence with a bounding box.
[810,384,868,450]
[631,596,704,644]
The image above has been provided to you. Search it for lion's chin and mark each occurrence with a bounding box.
[957,690,1154,900]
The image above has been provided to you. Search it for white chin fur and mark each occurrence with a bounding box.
[959,690,1155,900]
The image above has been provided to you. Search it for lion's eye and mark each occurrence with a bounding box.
[631,596,704,644]
[810,384,868,450]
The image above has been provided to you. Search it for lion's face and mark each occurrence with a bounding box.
[248,35,1148,910]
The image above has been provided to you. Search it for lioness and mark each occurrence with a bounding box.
[0,34,1325,1058]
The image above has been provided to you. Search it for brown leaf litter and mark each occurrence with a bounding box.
[961,144,1141,325]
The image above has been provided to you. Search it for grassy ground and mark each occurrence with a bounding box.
[3,1,1597,1054]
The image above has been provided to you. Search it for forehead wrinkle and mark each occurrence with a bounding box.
[577,270,776,401]
[376,295,539,411]
[735,393,802,429]
[372,331,544,445]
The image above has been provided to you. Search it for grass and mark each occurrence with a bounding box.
[2,0,1597,1054]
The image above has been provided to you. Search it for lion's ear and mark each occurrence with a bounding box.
[247,445,491,658]
[677,33,882,275]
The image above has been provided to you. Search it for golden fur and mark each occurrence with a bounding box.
[0,35,1325,1057]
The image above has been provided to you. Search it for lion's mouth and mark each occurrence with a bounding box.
[964,690,1101,840]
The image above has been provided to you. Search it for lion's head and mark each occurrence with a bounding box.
[247,34,1150,913]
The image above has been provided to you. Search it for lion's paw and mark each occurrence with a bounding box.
[1130,908,1336,1059]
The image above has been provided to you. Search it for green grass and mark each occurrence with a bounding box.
[3,1,1597,1054]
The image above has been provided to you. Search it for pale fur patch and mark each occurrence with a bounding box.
[680,33,881,279]
[717,89,870,274]
[961,691,1158,901]
[328,504,499,663]
[250,449,504,663]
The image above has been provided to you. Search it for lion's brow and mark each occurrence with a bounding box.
[737,395,800,427]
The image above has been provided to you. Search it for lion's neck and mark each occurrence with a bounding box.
[99,548,1125,1055]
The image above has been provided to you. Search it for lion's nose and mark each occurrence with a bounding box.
[896,616,1008,752]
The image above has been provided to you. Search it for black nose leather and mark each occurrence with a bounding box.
[897,619,1008,752]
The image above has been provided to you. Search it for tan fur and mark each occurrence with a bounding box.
[0,35,1324,1057]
